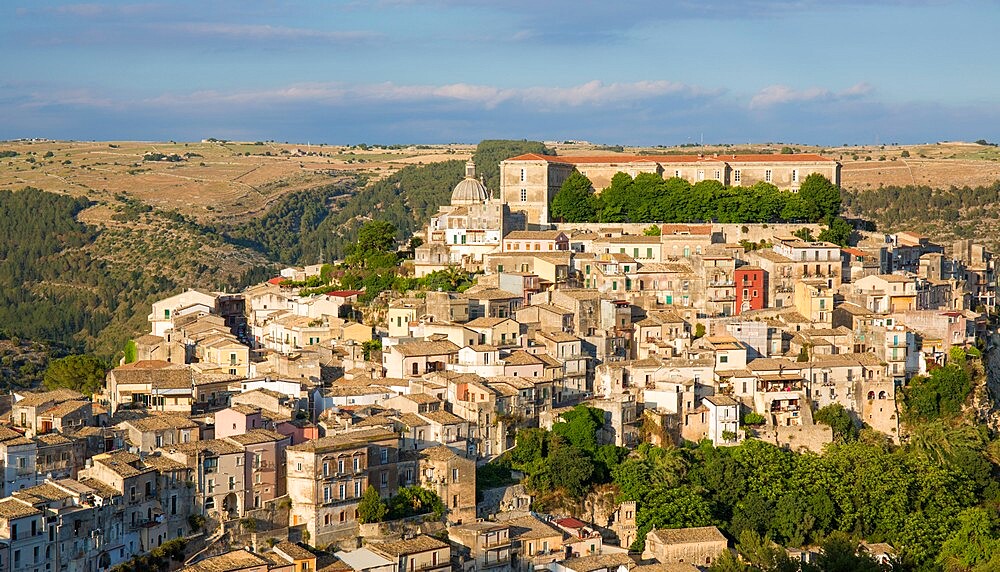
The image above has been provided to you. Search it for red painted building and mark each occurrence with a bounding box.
[735,266,766,314]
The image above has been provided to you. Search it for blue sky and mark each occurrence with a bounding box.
[2,0,998,145]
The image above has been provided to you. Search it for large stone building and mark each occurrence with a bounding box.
[414,160,508,277]
[500,153,841,227]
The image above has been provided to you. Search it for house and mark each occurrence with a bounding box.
[117,414,199,453]
[159,439,247,520]
[406,445,476,524]
[224,429,291,511]
[285,428,398,545]
[734,265,766,314]
[368,535,451,572]
[449,521,512,572]
[184,550,271,572]
[641,526,727,567]
[105,360,193,415]
[334,547,397,572]
[383,341,460,379]
[506,513,565,571]
[11,389,86,437]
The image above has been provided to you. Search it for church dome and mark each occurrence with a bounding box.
[451,160,490,205]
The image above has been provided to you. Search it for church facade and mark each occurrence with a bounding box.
[413,160,509,277]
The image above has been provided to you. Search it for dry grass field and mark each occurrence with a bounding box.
[2,138,998,227]
[0,139,473,222]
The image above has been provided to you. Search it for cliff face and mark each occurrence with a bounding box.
[976,333,1000,431]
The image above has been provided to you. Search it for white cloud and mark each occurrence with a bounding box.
[136,79,716,110]
[749,82,873,109]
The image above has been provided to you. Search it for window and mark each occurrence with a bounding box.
[792,169,799,183]
[354,481,362,497]
[452,468,459,483]
[323,487,331,502]
[381,472,388,487]
[765,169,772,182]
[520,189,527,202]
[205,497,215,510]
[380,448,388,464]
[714,170,721,180]
[339,484,346,499]
[353,457,360,472]
[323,462,329,476]
[733,169,740,183]
[207,479,215,493]
[520,168,526,182]
[720,355,728,364]
[228,477,235,490]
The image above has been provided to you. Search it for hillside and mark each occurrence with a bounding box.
[0,139,542,361]
[1,137,998,360]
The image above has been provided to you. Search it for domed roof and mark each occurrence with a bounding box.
[451,160,490,205]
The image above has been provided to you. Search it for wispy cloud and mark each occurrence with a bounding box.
[749,82,874,109]
[156,22,380,43]
[138,79,719,111]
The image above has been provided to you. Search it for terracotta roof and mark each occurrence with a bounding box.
[0,497,42,519]
[419,444,464,462]
[122,414,200,432]
[287,428,396,453]
[14,483,72,503]
[370,535,449,557]
[16,388,84,407]
[225,429,287,446]
[165,439,243,456]
[399,393,440,404]
[186,550,270,572]
[274,542,316,562]
[503,351,543,366]
[116,359,181,371]
[392,340,460,357]
[419,409,466,425]
[465,288,521,301]
[465,317,513,328]
[507,514,564,540]
[142,454,188,472]
[399,413,429,427]
[646,525,726,545]
[505,230,566,240]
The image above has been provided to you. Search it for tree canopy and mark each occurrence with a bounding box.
[550,172,599,222]
[43,354,108,395]
[548,172,841,224]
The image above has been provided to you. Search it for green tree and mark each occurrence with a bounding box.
[358,485,388,523]
[644,224,661,236]
[798,173,842,222]
[552,405,604,453]
[123,340,137,364]
[550,172,597,222]
[817,216,854,247]
[43,354,107,395]
[814,403,858,441]
[937,508,1000,572]
[348,219,398,268]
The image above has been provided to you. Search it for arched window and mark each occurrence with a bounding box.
[878,391,887,399]
[867,391,875,400]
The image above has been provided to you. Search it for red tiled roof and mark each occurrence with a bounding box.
[556,517,588,529]
[268,277,285,285]
[505,153,835,164]
[326,290,362,298]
